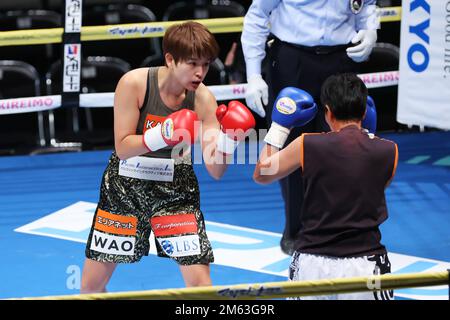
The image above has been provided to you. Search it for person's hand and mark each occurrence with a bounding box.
[346,30,377,63]
[216,100,256,154]
[245,74,268,118]
[264,87,317,149]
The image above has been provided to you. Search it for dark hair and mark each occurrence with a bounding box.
[163,21,219,64]
[320,73,368,121]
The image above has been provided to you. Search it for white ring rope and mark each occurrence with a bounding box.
[0,71,399,115]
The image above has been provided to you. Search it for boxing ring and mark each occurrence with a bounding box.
[0,3,449,300]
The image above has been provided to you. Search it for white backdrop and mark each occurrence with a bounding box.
[397,0,450,130]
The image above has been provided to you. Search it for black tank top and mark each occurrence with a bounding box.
[295,125,398,257]
[136,67,195,159]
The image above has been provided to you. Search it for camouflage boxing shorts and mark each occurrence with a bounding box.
[85,152,214,265]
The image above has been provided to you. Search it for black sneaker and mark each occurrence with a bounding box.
[280,236,295,256]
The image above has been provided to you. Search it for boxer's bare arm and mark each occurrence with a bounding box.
[114,70,148,160]
[254,135,303,184]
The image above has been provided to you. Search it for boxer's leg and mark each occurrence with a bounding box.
[83,152,152,293]
[80,259,117,293]
[150,162,214,287]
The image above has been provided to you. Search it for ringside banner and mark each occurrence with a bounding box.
[397,0,450,130]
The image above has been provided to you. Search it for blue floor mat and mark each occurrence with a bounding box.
[1,131,449,300]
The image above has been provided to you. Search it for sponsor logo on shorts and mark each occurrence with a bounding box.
[157,235,200,257]
[118,156,174,182]
[94,209,137,236]
[151,214,197,237]
[275,97,296,115]
[90,230,135,255]
[144,114,165,132]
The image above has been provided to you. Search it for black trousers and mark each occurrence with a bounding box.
[265,38,360,241]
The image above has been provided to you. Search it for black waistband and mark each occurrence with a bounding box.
[275,38,353,55]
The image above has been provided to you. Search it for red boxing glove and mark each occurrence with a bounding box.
[143,109,198,152]
[162,109,198,146]
[216,100,256,154]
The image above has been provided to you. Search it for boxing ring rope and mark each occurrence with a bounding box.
[12,271,449,300]
[0,70,399,116]
[379,6,402,23]
[0,7,402,119]
[0,7,400,47]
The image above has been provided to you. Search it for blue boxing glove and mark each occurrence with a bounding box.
[264,87,317,148]
[362,95,377,134]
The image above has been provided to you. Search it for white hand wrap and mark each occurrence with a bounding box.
[143,124,168,152]
[264,122,291,149]
[217,130,239,155]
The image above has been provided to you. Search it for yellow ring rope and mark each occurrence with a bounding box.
[12,271,448,300]
[0,17,243,47]
[0,7,401,47]
[379,6,402,23]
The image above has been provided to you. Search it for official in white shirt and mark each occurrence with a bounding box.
[241,0,380,255]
